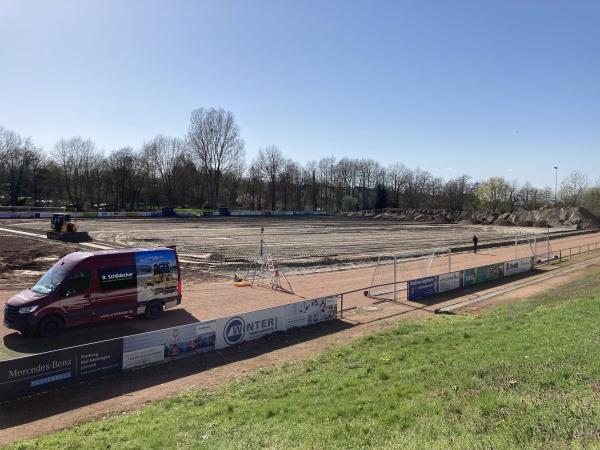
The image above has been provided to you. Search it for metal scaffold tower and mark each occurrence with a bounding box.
[237,227,294,294]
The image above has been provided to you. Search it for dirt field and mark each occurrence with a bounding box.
[0,216,565,275]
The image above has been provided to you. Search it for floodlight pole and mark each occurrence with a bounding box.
[554,166,558,206]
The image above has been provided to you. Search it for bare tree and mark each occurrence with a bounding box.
[52,137,96,210]
[143,135,187,206]
[560,170,590,206]
[187,108,245,207]
[28,146,46,206]
[258,145,284,211]
[0,127,34,205]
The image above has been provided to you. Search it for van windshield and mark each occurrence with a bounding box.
[31,268,70,294]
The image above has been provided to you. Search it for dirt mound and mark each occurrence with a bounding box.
[345,207,600,230]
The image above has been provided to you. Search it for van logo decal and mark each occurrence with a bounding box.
[223,317,245,345]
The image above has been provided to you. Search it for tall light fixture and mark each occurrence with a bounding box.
[553,166,558,206]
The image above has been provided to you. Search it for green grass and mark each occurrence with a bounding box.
[8,270,600,449]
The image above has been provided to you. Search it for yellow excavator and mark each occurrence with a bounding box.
[46,213,92,242]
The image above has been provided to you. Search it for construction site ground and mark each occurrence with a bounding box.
[0,217,600,443]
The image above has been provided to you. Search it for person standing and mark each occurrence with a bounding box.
[473,235,479,253]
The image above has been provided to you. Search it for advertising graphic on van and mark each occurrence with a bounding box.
[135,249,178,302]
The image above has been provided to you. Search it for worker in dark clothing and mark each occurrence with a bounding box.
[473,235,479,253]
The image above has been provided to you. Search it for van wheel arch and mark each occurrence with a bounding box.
[37,315,66,338]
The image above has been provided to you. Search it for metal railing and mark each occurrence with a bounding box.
[336,239,600,318]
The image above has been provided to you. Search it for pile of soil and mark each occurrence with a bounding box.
[0,237,78,285]
[345,207,600,230]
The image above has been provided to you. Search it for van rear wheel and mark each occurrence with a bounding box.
[144,301,164,320]
[37,315,65,338]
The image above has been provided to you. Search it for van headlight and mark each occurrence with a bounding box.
[19,305,38,314]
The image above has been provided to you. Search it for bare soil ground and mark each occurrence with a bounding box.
[0,216,561,274]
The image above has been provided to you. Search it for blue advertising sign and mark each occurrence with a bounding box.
[407,276,438,301]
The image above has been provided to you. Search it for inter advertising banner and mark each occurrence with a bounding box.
[437,271,462,293]
[0,338,123,401]
[407,276,438,301]
[504,257,534,276]
[122,295,338,370]
[463,263,504,287]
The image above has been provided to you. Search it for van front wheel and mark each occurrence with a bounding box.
[37,315,65,338]
[144,301,164,320]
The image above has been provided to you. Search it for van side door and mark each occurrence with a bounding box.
[57,271,93,326]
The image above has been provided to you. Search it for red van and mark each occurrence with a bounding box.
[3,247,182,337]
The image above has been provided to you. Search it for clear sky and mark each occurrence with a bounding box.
[1,0,598,187]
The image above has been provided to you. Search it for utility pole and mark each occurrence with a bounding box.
[553,166,558,206]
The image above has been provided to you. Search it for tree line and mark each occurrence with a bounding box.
[1,108,599,214]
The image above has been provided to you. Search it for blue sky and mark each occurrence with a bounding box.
[0,0,598,187]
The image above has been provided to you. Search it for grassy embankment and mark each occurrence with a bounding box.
[8,269,600,449]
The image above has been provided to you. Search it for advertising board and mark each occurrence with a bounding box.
[0,338,123,401]
[407,276,438,300]
[504,257,534,276]
[283,297,337,329]
[437,271,462,293]
[122,321,216,369]
[463,263,504,287]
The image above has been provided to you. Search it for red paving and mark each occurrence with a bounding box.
[182,231,600,320]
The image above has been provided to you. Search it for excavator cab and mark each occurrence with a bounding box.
[47,213,91,242]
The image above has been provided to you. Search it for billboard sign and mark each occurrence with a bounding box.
[437,271,462,293]
[407,276,438,301]
[504,257,534,276]
[0,338,123,401]
[463,263,504,287]
[122,321,216,369]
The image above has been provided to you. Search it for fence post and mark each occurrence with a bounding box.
[448,250,452,273]
[339,294,344,318]
[559,249,562,263]
[393,257,397,302]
